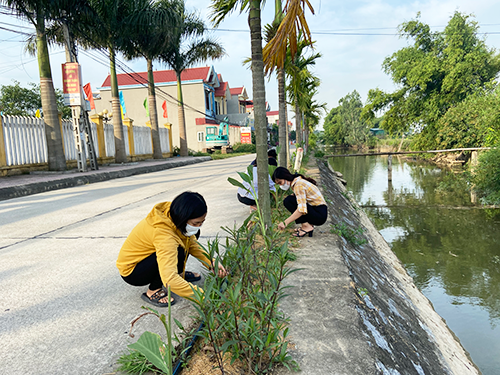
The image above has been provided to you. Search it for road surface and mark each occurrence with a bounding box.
[0,154,255,375]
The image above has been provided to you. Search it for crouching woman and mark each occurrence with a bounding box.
[272,167,328,237]
[116,191,227,307]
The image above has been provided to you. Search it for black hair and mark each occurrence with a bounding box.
[272,167,317,185]
[267,149,277,159]
[170,191,207,234]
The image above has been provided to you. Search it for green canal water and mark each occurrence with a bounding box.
[328,153,500,374]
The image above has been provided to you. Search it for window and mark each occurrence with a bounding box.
[197,131,204,142]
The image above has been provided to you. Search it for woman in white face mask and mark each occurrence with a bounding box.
[117,191,228,307]
[272,167,328,238]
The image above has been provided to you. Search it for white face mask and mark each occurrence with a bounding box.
[279,182,290,191]
[184,223,201,237]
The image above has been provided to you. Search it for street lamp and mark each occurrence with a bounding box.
[99,109,112,125]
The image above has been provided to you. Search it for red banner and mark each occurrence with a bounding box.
[241,127,251,144]
[162,100,168,118]
[83,83,95,110]
[62,63,81,106]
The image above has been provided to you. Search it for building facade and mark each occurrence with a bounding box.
[95,66,248,152]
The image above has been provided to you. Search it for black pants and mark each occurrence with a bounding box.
[122,253,163,291]
[283,195,328,225]
[237,193,256,206]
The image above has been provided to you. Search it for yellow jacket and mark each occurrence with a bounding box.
[116,202,211,298]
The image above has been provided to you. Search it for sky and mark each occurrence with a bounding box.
[1,0,500,129]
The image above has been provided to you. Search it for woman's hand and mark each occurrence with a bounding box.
[278,221,286,231]
[216,263,228,278]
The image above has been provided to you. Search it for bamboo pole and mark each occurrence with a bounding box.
[324,147,492,158]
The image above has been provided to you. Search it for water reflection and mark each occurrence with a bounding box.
[329,153,500,374]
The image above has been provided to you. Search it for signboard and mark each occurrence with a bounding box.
[241,126,251,144]
[62,63,81,106]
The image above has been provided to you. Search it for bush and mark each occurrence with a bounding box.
[473,146,500,204]
[233,142,256,153]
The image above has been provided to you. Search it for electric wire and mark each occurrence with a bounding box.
[81,47,239,126]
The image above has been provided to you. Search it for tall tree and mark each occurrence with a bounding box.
[263,0,288,167]
[285,37,320,151]
[211,0,314,226]
[160,0,224,157]
[121,0,181,159]
[75,0,151,163]
[3,0,66,170]
[364,12,500,150]
[212,0,271,224]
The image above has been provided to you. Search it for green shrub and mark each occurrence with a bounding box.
[473,146,500,205]
[233,142,256,153]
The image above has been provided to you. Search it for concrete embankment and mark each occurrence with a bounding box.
[276,158,479,375]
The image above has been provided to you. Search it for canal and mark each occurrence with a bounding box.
[328,153,500,374]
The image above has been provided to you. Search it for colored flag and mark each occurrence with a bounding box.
[119,91,127,115]
[83,83,95,110]
[143,98,149,117]
[35,109,41,118]
[162,100,168,118]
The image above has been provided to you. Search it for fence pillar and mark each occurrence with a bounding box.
[123,117,135,157]
[90,114,106,158]
[164,123,173,156]
[58,113,65,154]
[0,116,6,168]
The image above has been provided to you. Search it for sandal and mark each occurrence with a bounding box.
[293,228,314,238]
[184,271,201,282]
[141,289,176,307]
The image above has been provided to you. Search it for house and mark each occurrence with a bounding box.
[95,66,246,152]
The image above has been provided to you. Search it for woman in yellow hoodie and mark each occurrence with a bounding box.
[117,191,227,307]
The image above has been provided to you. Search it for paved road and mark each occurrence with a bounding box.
[0,155,254,375]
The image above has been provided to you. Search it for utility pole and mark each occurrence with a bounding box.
[61,20,98,172]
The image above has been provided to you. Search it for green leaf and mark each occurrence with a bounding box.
[237,171,252,183]
[227,177,246,189]
[127,331,171,373]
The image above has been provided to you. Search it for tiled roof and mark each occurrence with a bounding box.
[215,81,228,97]
[100,66,211,87]
[267,110,279,116]
[230,87,243,96]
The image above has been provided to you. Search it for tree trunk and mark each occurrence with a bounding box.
[277,67,287,167]
[36,13,66,171]
[249,0,271,227]
[147,58,162,159]
[176,72,188,157]
[109,46,127,163]
[295,100,302,148]
[302,114,309,152]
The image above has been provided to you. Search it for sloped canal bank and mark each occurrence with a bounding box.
[327,153,500,374]
[277,159,478,375]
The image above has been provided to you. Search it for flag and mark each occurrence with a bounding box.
[119,91,127,115]
[143,98,149,117]
[83,83,95,110]
[35,109,41,118]
[162,100,168,118]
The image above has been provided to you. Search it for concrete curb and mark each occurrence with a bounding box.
[0,157,211,201]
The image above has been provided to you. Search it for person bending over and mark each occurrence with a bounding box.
[116,191,227,307]
[237,165,276,211]
[272,167,328,237]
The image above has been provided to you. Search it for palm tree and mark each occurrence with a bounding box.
[121,0,181,159]
[3,0,66,170]
[160,0,224,157]
[75,0,151,163]
[263,1,288,167]
[286,37,321,150]
[211,0,315,225]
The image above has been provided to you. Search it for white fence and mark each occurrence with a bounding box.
[1,115,171,167]
[2,116,47,165]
